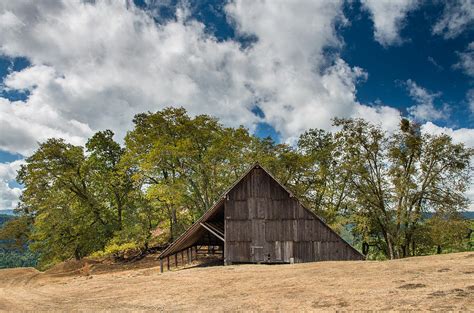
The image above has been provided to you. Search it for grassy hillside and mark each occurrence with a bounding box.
[0,252,472,311]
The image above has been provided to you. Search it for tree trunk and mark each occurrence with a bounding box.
[362,242,369,255]
[380,229,395,260]
[74,247,81,260]
[386,237,395,260]
[169,215,174,242]
[117,204,123,231]
[171,207,177,239]
[401,245,407,258]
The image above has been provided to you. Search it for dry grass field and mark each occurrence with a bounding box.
[0,252,473,312]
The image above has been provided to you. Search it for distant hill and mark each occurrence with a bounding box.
[0,214,14,227]
[464,211,474,220]
[0,213,38,269]
[423,211,474,220]
[0,210,15,216]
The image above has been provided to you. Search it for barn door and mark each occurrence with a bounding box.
[251,219,265,262]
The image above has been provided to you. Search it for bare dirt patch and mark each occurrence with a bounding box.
[0,252,473,311]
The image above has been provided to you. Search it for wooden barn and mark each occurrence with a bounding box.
[158,163,364,271]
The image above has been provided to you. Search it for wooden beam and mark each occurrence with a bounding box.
[200,222,225,242]
[160,258,163,273]
[203,222,224,238]
[167,256,170,271]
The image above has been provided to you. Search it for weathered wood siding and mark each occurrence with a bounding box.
[224,167,363,263]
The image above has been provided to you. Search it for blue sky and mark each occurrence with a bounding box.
[0,0,473,211]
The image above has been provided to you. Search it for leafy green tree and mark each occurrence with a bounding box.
[85,130,143,234]
[16,139,107,265]
[13,132,144,267]
[124,107,256,240]
[425,211,471,254]
[295,129,351,228]
[333,118,473,259]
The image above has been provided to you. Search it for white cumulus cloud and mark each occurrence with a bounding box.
[422,122,474,149]
[0,160,24,211]
[0,0,403,155]
[361,0,419,47]
[405,79,448,121]
[455,42,474,77]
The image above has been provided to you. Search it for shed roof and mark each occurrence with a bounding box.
[158,163,258,259]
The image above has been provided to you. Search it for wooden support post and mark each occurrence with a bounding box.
[174,253,178,267]
[207,233,211,255]
[223,240,228,264]
[160,258,163,273]
[194,246,198,260]
[187,248,191,263]
[181,250,184,265]
[167,256,170,271]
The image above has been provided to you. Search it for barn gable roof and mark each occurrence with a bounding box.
[159,162,363,260]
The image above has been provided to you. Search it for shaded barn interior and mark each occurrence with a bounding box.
[159,164,364,271]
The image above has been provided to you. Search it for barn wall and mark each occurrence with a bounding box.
[224,167,363,264]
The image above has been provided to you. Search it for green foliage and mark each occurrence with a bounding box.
[2,108,472,269]
[90,242,140,259]
[0,248,38,269]
[0,215,38,268]
[425,212,471,253]
[333,118,473,259]
[12,133,144,268]
[123,107,259,240]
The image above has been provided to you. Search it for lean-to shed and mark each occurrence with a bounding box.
[159,163,364,270]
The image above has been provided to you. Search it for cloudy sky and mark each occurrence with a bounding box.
[0,0,473,211]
